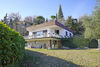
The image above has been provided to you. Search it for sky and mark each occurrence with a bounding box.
[0,0,96,20]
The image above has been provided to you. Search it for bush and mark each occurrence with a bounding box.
[0,22,25,67]
[61,36,90,48]
[72,36,89,48]
[89,39,98,48]
[61,38,77,48]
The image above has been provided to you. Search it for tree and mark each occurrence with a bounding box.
[65,16,73,28]
[58,4,64,20]
[51,15,56,20]
[65,16,80,34]
[36,16,45,24]
[3,13,8,25]
[8,13,21,31]
[24,16,33,23]
[0,22,25,67]
[24,16,33,25]
[82,0,100,39]
[46,18,48,22]
[56,13,58,21]
[8,13,21,22]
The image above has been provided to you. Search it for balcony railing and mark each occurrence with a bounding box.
[24,33,64,39]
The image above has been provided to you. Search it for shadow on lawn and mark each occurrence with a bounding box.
[21,49,82,67]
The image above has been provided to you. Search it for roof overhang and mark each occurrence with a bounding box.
[26,21,74,33]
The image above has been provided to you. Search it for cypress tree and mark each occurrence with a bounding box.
[56,13,58,21]
[58,4,64,19]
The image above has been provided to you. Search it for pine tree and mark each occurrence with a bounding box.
[56,13,58,21]
[65,16,73,28]
[46,18,48,22]
[3,13,8,25]
[58,4,64,20]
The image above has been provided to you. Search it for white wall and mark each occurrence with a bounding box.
[59,29,73,38]
[28,28,73,38]
[29,32,32,36]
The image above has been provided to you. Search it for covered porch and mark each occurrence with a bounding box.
[25,38,62,49]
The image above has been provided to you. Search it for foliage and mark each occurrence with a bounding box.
[89,39,98,48]
[72,36,89,48]
[65,16,80,34]
[0,22,25,67]
[56,14,58,21]
[62,36,90,48]
[58,4,64,20]
[65,16,73,28]
[3,13,8,25]
[82,15,95,39]
[51,15,56,20]
[61,38,77,48]
[36,16,45,24]
[82,0,100,39]
[62,36,98,48]
[24,16,37,25]
[45,18,48,22]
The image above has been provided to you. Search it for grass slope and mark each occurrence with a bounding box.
[23,48,100,67]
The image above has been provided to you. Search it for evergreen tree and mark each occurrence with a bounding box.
[58,4,64,20]
[56,13,58,21]
[3,13,8,25]
[51,15,56,20]
[36,16,45,24]
[65,16,80,34]
[46,18,48,22]
[65,16,73,28]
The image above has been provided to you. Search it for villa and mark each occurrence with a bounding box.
[24,21,74,49]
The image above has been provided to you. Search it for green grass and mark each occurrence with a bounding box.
[24,48,100,67]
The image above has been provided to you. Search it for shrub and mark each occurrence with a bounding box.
[0,22,25,67]
[61,38,77,48]
[61,36,90,48]
[72,36,89,48]
[89,39,98,48]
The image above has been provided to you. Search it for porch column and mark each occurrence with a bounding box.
[50,40,52,48]
[98,39,100,50]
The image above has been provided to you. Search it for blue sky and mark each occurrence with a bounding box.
[0,0,96,20]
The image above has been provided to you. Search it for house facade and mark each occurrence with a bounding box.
[24,21,74,49]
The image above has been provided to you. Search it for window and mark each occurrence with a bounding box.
[70,33,72,37]
[55,30,59,34]
[33,32,37,34]
[66,32,68,36]
[43,30,47,33]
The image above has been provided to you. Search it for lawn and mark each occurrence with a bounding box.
[22,48,100,67]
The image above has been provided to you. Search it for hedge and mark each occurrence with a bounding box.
[61,36,98,49]
[0,22,25,67]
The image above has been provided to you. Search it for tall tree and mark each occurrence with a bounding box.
[56,13,58,21]
[3,13,8,25]
[24,16,33,25]
[8,13,21,21]
[65,16,80,34]
[46,18,48,22]
[65,16,73,28]
[36,16,45,24]
[51,15,56,20]
[82,0,100,39]
[58,4,64,20]
[8,13,21,31]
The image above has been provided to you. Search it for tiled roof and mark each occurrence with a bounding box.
[26,21,74,33]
